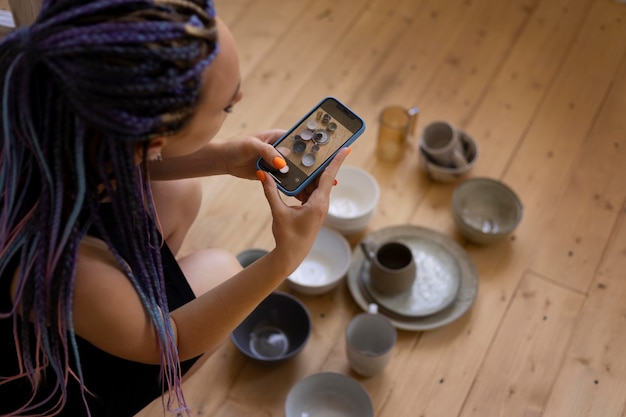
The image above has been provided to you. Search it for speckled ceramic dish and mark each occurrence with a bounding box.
[347,225,478,331]
[360,235,461,318]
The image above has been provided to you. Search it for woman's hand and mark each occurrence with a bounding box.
[219,129,287,180]
[148,129,287,181]
[257,147,351,275]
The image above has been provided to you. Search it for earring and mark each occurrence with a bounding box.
[149,152,163,162]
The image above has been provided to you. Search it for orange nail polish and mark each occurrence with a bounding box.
[273,157,287,169]
[345,147,352,156]
[333,179,338,186]
[256,170,266,182]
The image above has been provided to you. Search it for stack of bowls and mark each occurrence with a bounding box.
[324,165,380,236]
[418,130,479,182]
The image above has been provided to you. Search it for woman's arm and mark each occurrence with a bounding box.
[72,147,349,363]
[148,130,286,181]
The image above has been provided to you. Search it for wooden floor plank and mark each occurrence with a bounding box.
[529,51,626,293]
[217,0,316,80]
[125,0,626,416]
[388,2,626,417]
[364,0,542,232]
[458,272,585,417]
[541,202,626,417]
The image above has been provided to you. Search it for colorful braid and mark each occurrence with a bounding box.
[0,0,218,415]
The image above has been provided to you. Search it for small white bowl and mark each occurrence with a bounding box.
[285,372,374,417]
[324,165,380,236]
[286,227,352,295]
[418,129,479,183]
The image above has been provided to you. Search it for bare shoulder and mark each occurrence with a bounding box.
[72,236,162,364]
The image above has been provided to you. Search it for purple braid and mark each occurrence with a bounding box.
[0,0,219,415]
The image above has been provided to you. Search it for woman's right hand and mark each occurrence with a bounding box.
[257,147,351,275]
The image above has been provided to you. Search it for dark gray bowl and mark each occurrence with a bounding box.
[236,248,269,268]
[230,291,311,363]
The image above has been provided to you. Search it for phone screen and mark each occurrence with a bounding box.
[258,97,365,196]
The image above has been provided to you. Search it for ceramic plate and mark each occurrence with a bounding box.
[347,225,478,331]
[361,234,461,317]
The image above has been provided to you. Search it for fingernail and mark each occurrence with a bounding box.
[345,147,352,156]
[333,179,338,186]
[273,157,286,169]
[256,170,266,182]
[273,157,289,173]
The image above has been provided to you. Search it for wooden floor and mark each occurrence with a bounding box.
[136,0,624,415]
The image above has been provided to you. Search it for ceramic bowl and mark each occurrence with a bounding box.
[230,291,311,363]
[324,165,380,236]
[452,177,523,245]
[418,129,479,183]
[236,248,269,268]
[286,227,352,295]
[285,372,374,417]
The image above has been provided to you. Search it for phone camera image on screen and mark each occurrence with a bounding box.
[258,97,365,196]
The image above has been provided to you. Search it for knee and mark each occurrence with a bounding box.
[179,248,242,296]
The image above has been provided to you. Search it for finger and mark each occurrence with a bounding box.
[316,147,351,192]
[295,147,349,203]
[257,141,290,174]
[256,129,288,144]
[257,170,286,212]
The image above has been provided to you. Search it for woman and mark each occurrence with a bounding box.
[0,0,349,415]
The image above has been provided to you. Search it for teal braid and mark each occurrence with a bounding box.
[0,0,219,415]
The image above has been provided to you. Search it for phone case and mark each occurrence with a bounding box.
[257,97,365,196]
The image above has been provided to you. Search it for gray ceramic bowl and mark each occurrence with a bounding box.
[452,177,523,245]
[285,372,374,417]
[230,291,311,363]
[418,130,479,183]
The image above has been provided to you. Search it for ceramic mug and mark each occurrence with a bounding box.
[360,239,416,296]
[345,303,397,377]
[419,120,467,168]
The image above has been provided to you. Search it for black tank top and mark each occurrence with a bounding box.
[0,205,200,416]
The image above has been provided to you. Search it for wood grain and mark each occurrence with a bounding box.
[135,0,626,416]
[7,0,625,416]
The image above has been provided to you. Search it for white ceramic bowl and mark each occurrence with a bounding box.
[285,372,374,417]
[286,227,352,295]
[452,177,523,245]
[324,165,380,236]
[418,129,479,183]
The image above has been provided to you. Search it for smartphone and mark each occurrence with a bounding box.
[257,97,365,196]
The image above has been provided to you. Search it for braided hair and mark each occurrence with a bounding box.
[0,0,218,414]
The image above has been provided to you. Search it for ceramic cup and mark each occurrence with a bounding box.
[345,304,397,377]
[376,106,419,161]
[419,120,467,168]
[360,239,416,296]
